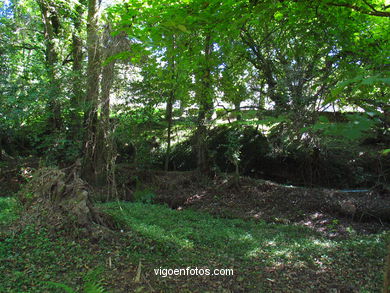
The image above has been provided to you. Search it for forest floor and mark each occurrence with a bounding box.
[129,169,390,238]
[0,167,389,292]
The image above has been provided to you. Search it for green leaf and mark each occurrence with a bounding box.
[177,24,189,33]
[274,11,283,21]
[381,149,390,156]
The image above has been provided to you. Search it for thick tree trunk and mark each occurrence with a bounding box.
[82,17,128,187]
[69,4,85,136]
[89,25,128,192]
[94,58,115,186]
[100,25,119,122]
[95,26,117,192]
[85,0,101,124]
[82,0,101,183]
[234,100,242,121]
[36,0,62,130]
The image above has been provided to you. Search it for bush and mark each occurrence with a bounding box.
[168,137,197,171]
[208,125,270,174]
[168,125,270,174]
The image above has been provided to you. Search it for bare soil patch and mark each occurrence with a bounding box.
[118,167,390,238]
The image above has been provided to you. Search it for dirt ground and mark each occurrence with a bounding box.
[1,163,389,292]
[119,168,390,239]
[2,158,389,238]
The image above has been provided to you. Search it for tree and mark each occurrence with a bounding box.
[82,0,129,189]
[69,1,86,136]
[36,0,62,130]
[81,0,102,182]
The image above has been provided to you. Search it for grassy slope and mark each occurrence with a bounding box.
[0,198,388,292]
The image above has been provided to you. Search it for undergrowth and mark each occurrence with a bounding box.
[0,197,19,226]
[0,198,387,292]
[102,202,388,292]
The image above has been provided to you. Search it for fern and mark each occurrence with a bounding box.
[45,281,76,293]
[45,267,107,293]
[84,281,106,293]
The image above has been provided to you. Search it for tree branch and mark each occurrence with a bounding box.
[328,2,390,17]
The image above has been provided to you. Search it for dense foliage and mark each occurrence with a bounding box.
[0,198,388,292]
[0,1,389,290]
[0,0,388,188]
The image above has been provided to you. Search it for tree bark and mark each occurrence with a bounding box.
[165,92,174,172]
[196,33,213,176]
[70,3,85,136]
[165,34,176,172]
[95,25,118,192]
[82,0,101,182]
[36,0,62,130]
[234,100,242,121]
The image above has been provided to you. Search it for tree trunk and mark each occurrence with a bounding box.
[165,92,174,172]
[69,3,85,137]
[36,0,62,130]
[196,33,213,177]
[95,25,118,194]
[95,54,115,186]
[82,0,101,183]
[234,100,242,121]
[164,34,176,172]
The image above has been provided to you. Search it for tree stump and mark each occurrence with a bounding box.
[19,163,115,236]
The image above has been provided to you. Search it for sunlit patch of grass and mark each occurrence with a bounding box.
[0,199,387,292]
[132,222,194,249]
[102,202,388,275]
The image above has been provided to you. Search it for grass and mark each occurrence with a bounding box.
[0,197,106,293]
[0,198,388,292]
[0,197,19,226]
[102,202,388,291]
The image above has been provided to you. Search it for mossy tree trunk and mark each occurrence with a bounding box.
[82,19,127,189]
[82,0,102,183]
[36,0,62,131]
[69,3,85,138]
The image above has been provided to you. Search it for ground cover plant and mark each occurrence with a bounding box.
[0,196,388,292]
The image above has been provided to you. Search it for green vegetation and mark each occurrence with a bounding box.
[0,0,389,291]
[0,197,19,226]
[0,199,387,292]
[0,0,388,186]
